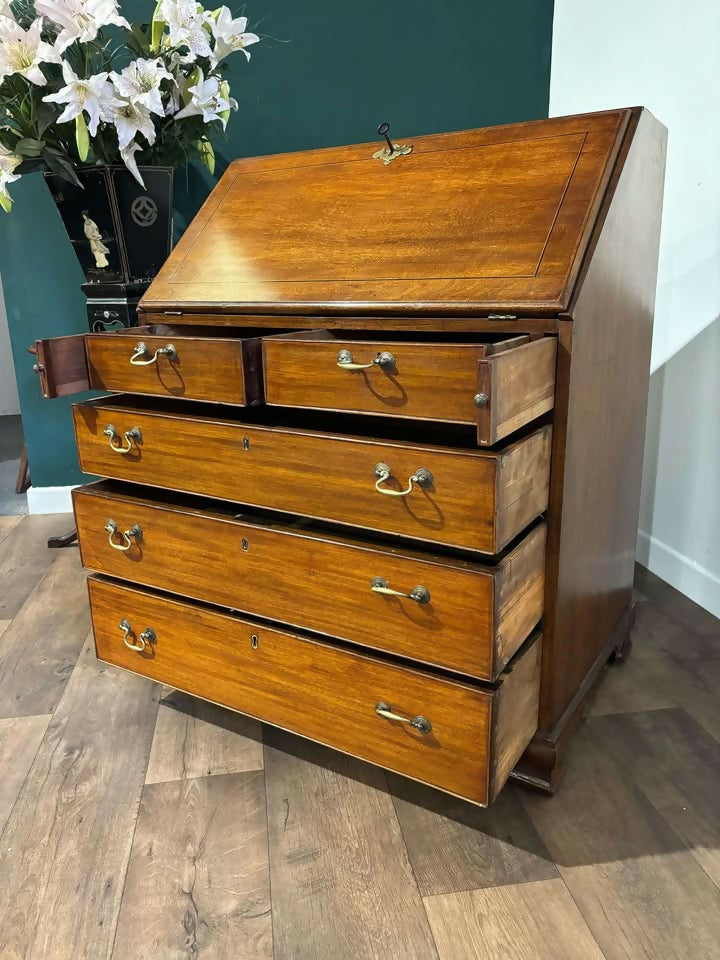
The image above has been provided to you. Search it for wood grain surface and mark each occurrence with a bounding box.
[0,549,89,718]
[140,111,627,315]
[1,518,718,960]
[0,514,68,618]
[89,576,531,805]
[262,329,546,436]
[73,398,551,553]
[0,635,160,960]
[263,727,438,960]
[476,336,557,444]
[424,879,606,960]
[0,714,50,836]
[112,771,272,960]
[86,327,261,406]
[590,707,720,887]
[523,725,720,960]
[389,776,557,896]
[73,482,546,679]
[145,688,263,784]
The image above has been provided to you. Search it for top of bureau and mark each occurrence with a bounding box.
[139,108,639,322]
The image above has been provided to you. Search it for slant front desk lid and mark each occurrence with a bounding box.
[141,109,630,318]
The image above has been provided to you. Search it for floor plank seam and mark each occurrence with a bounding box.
[261,727,277,960]
[388,779,443,959]
[108,687,163,960]
[0,713,53,845]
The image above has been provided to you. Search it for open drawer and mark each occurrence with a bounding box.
[262,330,557,445]
[30,324,268,406]
[89,575,542,806]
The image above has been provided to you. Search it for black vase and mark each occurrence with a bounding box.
[45,165,173,331]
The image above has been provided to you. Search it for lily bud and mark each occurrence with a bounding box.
[150,0,165,52]
[198,138,215,175]
[0,193,11,213]
[75,113,89,162]
[219,79,233,125]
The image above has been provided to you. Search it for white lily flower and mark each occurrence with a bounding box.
[111,58,173,118]
[42,61,121,136]
[210,7,259,64]
[0,15,61,86]
[0,141,21,211]
[107,98,156,150]
[157,0,212,59]
[0,0,12,19]
[34,0,129,54]
[120,139,145,187]
[173,70,233,128]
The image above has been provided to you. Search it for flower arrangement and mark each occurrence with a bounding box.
[0,0,260,211]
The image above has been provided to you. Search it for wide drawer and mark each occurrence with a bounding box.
[31,324,265,405]
[89,576,542,805]
[73,398,552,554]
[74,482,546,680]
[263,330,557,445]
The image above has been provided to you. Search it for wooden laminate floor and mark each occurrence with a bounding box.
[0,513,719,960]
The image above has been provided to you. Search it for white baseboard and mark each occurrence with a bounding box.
[26,485,76,515]
[637,529,720,618]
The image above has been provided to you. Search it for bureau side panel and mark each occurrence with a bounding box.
[538,108,667,729]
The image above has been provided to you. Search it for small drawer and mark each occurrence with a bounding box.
[31,325,267,406]
[74,482,546,680]
[263,330,557,445]
[72,398,552,554]
[89,576,542,805]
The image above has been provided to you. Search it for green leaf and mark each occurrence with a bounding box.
[34,100,56,137]
[15,137,45,158]
[42,148,83,188]
[0,193,12,213]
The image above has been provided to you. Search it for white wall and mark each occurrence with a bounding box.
[0,274,20,416]
[550,0,720,616]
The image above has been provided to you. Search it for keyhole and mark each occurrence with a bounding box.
[242,538,249,551]
[242,437,250,450]
[251,634,259,649]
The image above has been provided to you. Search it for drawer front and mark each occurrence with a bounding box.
[74,484,546,679]
[89,577,542,805]
[73,400,552,553]
[263,332,557,445]
[31,326,264,405]
[87,328,260,405]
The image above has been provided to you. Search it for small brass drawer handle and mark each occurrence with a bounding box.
[374,463,433,497]
[130,341,177,366]
[371,577,430,604]
[337,349,395,371]
[375,701,432,734]
[119,618,156,652]
[103,423,142,454]
[104,519,142,551]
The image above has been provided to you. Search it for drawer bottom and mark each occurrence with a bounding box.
[88,576,541,806]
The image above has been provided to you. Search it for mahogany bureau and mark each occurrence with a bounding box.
[34,107,667,805]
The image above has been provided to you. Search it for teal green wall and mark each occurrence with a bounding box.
[1,0,553,488]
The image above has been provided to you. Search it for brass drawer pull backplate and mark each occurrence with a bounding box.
[130,341,177,366]
[375,701,432,734]
[119,618,156,652]
[371,576,430,604]
[104,519,142,551]
[337,349,395,371]
[374,463,433,498]
[103,423,142,454]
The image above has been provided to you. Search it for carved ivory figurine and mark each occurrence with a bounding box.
[82,213,110,269]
